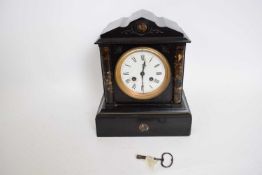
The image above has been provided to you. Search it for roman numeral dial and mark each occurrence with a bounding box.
[115,47,171,100]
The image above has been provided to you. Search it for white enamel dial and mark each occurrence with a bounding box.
[115,47,171,100]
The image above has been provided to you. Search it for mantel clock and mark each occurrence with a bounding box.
[95,10,192,137]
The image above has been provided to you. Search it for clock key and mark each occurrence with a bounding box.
[136,152,173,168]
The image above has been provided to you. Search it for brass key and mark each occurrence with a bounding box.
[136,152,173,168]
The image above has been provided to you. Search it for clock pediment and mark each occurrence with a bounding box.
[95,10,190,44]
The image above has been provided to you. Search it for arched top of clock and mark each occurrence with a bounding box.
[95,10,191,44]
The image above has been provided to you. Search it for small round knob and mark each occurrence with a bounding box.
[136,22,148,33]
[139,123,150,132]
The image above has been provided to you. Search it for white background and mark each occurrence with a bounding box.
[1,0,262,175]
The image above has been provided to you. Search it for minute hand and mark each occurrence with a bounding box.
[141,61,146,93]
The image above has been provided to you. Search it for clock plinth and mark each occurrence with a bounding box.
[95,10,192,137]
[96,91,191,137]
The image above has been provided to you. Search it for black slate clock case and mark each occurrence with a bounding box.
[95,10,192,136]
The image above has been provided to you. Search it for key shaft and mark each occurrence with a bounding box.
[136,154,146,159]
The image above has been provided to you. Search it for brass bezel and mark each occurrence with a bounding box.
[115,47,171,100]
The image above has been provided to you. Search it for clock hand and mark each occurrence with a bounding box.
[142,60,146,72]
[141,60,146,93]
